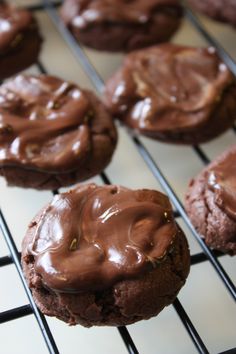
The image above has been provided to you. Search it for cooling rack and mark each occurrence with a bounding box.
[0,1,236,353]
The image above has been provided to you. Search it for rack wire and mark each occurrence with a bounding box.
[0,1,235,353]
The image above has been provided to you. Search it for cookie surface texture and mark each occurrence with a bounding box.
[0,75,117,189]
[104,44,236,144]
[61,0,183,52]
[22,183,190,326]
[185,145,236,255]
[188,0,236,27]
[0,3,42,79]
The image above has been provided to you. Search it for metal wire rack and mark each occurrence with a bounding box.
[0,1,235,353]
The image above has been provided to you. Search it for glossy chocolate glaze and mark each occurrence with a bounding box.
[208,149,236,221]
[0,3,36,53]
[0,75,115,172]
[62,0,181,28]
[104,44,234,134]
[27,184,178,292]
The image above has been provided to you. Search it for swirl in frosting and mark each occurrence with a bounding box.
[27,184,178,292]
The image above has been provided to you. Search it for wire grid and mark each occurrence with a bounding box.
[0,1,235,353]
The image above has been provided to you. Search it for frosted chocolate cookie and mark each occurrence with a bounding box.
[188,0,236,27]
[61,0,183,52]
[22,183,190,326]
[104,44,236,144]
[0,75,117,189]
[0,3,42,79]
[185,145,236,255]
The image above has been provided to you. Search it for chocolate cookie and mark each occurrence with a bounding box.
[188,0,236,27]
[0,75,117,190]
[104,44,236,144]
[185,145,236,255]
[22,183,190,327]
[60,0,183,52]
[0,3,42,80]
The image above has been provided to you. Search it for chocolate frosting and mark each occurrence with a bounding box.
[0,3,34,53]
[0,75,115,173]
[27,184,178,293]
[62,0,181,28]
[104,44,233,134]
[208,149,236,221]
